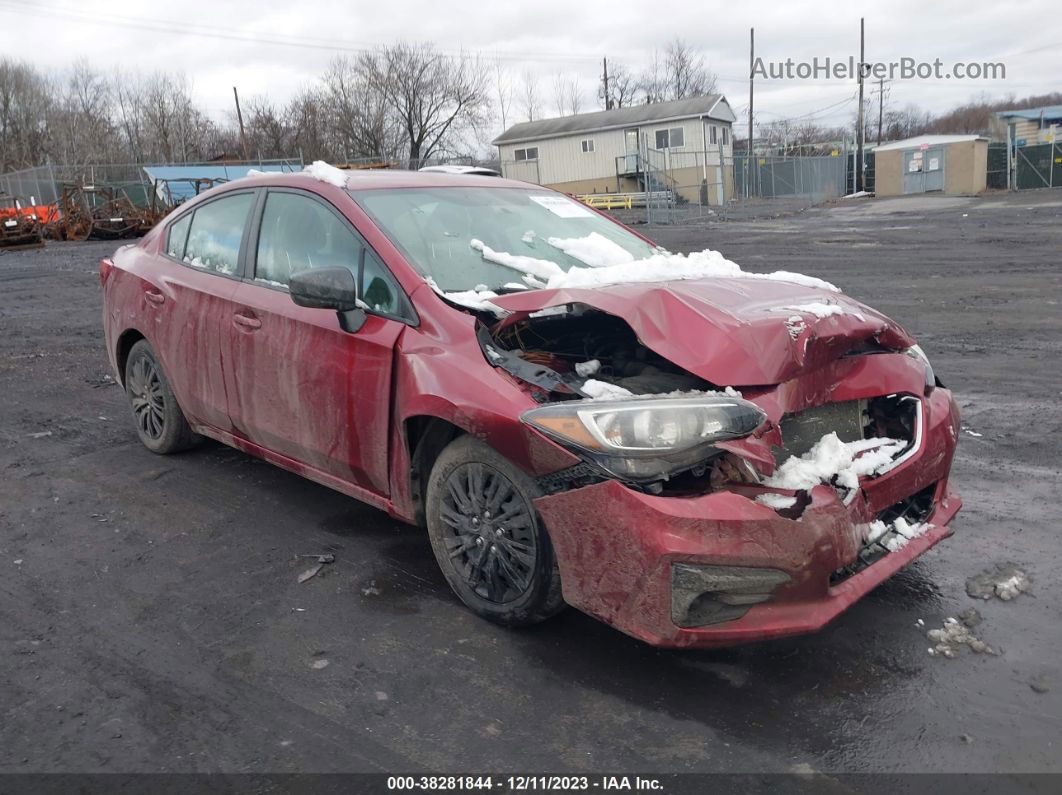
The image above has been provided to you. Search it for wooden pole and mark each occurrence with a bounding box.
[233,86,250,161]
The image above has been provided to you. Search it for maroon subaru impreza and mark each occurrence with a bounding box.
[100,166,960,648]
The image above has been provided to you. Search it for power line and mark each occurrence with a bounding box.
[0,0,605,64]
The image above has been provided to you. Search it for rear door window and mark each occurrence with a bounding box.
[183,193,255,276]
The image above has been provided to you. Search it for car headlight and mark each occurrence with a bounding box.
[904,344,936,392]
[521,396,767,482]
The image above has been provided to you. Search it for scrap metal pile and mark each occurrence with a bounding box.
[50,183,155,241]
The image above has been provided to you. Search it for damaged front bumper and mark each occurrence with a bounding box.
[534,387,961,648]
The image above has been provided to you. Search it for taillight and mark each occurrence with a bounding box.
[99,258,114,287]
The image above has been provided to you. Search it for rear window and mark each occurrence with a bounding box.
[182,193,255,276]
[166,213,191,259]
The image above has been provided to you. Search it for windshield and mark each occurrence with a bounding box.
[350,186,657,292]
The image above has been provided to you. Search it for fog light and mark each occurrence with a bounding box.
[671,564,791,628]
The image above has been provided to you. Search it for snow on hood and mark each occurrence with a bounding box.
[469,237,840,293]
[491,276,913,385]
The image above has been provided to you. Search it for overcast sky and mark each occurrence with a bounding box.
[1,0,1058,142]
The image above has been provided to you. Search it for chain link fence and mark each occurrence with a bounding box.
[1015,142,1062,190]
[0,159,304,209]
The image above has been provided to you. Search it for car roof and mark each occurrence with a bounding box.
[229,169,532,191]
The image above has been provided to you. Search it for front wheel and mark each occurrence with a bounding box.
[124,339,200,454]
[425,436,566,626]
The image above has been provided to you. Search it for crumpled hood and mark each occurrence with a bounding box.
[491,278,914,386]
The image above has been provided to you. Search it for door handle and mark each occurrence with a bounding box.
[145,289,165,305]
[233,313,262,331]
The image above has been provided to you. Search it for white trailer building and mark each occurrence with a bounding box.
[493,95,737,204]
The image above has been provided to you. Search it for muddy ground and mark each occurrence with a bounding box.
[1,190,1060,775]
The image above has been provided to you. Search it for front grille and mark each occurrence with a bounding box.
[775,395,920,471]
[775,399,867,464]
[829,483,938,586]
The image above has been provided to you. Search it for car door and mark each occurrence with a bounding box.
[224,188,410,497]
[148,190,257,432]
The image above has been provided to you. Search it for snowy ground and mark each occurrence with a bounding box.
[1,190,1059,775]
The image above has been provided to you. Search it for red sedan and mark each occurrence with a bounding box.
[100,166,961,647]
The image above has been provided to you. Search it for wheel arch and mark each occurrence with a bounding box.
[403,415,466,527]
[115,328,147,387]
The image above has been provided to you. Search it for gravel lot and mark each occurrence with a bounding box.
[1,190,1060,775]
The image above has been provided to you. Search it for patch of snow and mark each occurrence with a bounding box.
[546,249,840,293]
[881,517,930,551]
[443,288,504,314]
[302,161,349,188]
[764,432,906,494]
[255,277,288,289]
[965,564,1030,601]
[785,315,807,339]
[842,190,871,199]
[425,276,506,316]
[521,230,536,244]
[926,616,997,658]
[503,282,529,290]
[963,428,983,438]
[580,379,634,400]
[755,493,798,510]
[547,232,636,268]
[245,168,269,178]
[996,574,1028,601]
[469,238,564,282]
[468,241,840,293]
[529,306,569,318]
[782,302,866,321]
[577,383,744,403]
[574,359,601,377]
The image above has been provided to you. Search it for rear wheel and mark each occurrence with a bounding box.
[425,436,565,626]
[124,339,199,454]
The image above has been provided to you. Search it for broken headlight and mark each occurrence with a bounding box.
[521,396,767,482]
[904,344,936,393]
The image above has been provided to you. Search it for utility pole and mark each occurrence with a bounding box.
[602,57,612,110]
[855,18,865,192]
[877,77,885,145]
[233,86,250,161]
[748,27,755,198]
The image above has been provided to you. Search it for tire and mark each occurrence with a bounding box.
[124,339,200,454]
[425,435,566,626]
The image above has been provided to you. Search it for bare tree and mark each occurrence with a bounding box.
[520,70,540,122]
[359,43,490,164]
[639,50,668,104]
[321,57,400,160]
[665,38,717,99]
[599,62,638,109]
[0,58,53,170]
[494,61,513,132]
[243,96,289,158]
[639,39,717,103]
[284,87,330,161]
[552,73,582,117]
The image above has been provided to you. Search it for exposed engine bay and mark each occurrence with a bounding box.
[488,304,717,399]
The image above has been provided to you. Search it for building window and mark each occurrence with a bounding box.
[515,147,539,162]
[722,127,730,146]
[581,139,595,153]
[709,125,718,145]
[654,127,685,149]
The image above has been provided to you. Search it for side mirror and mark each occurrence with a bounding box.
[289,267,367,333]
[289,267,360,311]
